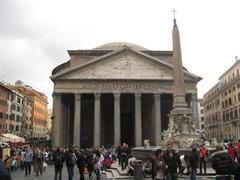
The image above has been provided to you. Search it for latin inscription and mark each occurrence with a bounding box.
[55,81,196,93]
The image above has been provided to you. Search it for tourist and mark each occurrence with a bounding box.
[199,144,208,174]
[237,140,240,157]
[0,159,12,180]
[20,148,25,170]
[76,150,86,180]
[102,154,113,170]
[163,143,182,180]
[53,148,65,180]
[211,143,233,180]
[65,149,77,180]
[86,149,94,179]
[116,144,122,166]
[35,148,44,176]
[121,143,129,170]
[4,155,13,175]
[93,150,101,180]
[152,149,167,180]
[189,147,199,180]
[126,155,136,176]
[23,148,33,176]
[228,142,237,161]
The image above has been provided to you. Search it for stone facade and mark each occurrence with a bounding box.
[51,42,201,148]
[204,58,240,141]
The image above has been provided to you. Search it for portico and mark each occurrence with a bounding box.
[51,42,201,148]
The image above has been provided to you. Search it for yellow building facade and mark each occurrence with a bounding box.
[16,86,48,138]
[204,59,240,141]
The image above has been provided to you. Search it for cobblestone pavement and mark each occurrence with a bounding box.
[11,165,215,180]
[11,165,108,180]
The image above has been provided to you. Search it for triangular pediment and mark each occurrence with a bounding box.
[53,48,200,81]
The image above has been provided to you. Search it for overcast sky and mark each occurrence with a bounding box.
[1,0,240,107]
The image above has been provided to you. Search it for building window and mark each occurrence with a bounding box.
[9,114,15,120]
[11,94,15,101]
[234,109,238,118]
[17,98,21,104]
[16,115,20,121]
[230,111,233,120]
[229,98,232,106]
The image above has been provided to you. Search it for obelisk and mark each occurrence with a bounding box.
[161,17,200,148]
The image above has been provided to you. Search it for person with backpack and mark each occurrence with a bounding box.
[76,150,86,180]
[66,149,77,180]
[53,148,65,180]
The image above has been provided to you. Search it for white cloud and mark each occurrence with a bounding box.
[1,0,240,106]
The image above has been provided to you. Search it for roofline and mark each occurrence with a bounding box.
[219,60,240,79]
[0,82,13,93]
[67,49,173,57]
[51,47,201,82]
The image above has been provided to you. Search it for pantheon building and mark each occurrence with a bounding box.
[51,42,201,148]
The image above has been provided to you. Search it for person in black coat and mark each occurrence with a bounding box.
[163,143,182,180]
[211,144,233,180]
[189,147,199,180]
[76,150,86,180]
[0,159,11,180]
[53,148,65,180]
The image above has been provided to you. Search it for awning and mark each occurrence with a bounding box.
[2,133,25,143]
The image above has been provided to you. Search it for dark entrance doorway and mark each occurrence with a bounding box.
[101,94,114,147]
[142,94,155,143]
[161,94,173,132]
[120,94,135,146]
[80,94,94,148]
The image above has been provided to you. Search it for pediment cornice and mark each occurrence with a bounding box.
[51,47,201,82]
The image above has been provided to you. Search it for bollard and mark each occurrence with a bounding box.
[133,160,144,180]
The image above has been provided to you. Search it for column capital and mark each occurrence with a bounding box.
[94,93,101,100]
[75,93,81,101]
[192,93,198,101]
[114,93,121,100]
[52,92,61,98]
[135,93,141,99]
[154,93,161,98]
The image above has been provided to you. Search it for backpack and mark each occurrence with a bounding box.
[68,154,76,166]
[54,154,63,167]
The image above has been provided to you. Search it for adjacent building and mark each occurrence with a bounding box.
[197,98,204,130]
[14,84,48,138]
[0,81,49,139]
[203,58,240,141]
[0,83,12,135]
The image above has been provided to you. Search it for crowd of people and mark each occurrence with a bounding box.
[0,144,120,180]
[1,140,240,180]
[151,141,240,180]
